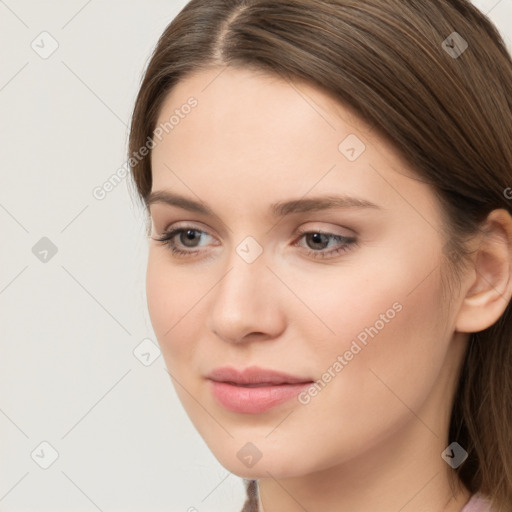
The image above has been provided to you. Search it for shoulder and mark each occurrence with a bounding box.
[459,493,493,512]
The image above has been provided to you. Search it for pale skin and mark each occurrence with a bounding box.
[145,66,512,512]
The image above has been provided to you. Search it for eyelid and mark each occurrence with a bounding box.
[155,220,216,238]
[149,206,230,240]
[293,222,356,239]
[292,227,357,251]
[156,221,354,241]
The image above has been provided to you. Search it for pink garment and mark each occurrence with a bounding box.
[460,494,492,512]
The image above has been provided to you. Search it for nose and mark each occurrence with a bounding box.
[207,248,286,344]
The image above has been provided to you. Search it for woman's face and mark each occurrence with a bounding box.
[146,66,469,479]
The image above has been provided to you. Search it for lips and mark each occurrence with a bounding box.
[206,365,313,386]
[206,366,314,414]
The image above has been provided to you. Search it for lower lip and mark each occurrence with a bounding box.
[208,379,312,414]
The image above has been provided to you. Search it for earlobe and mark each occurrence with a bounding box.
[455,208,512,334]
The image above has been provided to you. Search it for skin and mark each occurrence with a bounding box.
[146,66,512,512]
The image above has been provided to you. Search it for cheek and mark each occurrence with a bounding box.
[146,253,173,339]
[145,252,204,362]
[286,234,447,365]
[292,257,449,432]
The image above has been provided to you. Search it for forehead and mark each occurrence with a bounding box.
[155,65,370,144]
[149,66,439,224]
[153,67,379,172]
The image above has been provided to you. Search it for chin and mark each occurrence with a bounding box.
[208,442,314,480]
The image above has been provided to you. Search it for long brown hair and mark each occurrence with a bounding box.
[128,1,512,510]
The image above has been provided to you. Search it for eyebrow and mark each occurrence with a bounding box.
[146,190,381,217]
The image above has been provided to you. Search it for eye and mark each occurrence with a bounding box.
[172,229,204,248]
[294,229,357,259]
[152,227,216,257]
[152,225,357,260]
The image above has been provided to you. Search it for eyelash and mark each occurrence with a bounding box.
[153,225,357,260]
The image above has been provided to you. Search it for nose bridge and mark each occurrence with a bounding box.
[207,235,284,342]
[216,238,268,309]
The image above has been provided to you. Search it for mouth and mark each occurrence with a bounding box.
[206,366,314,414]
[223,382,296,387]
[206,365,313,386]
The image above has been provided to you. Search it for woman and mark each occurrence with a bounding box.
[128,1,512,510]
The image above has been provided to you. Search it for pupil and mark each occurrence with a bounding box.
[182,229,199,247]
[308,233,328,249]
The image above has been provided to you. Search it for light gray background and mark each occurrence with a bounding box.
[1,1,511,511]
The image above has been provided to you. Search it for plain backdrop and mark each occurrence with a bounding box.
[1,1,511,511]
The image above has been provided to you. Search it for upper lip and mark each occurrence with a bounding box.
[207,366,314,386]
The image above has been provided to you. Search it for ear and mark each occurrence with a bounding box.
[455,208,512,333]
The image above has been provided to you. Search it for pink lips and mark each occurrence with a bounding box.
[206,366,314,414]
